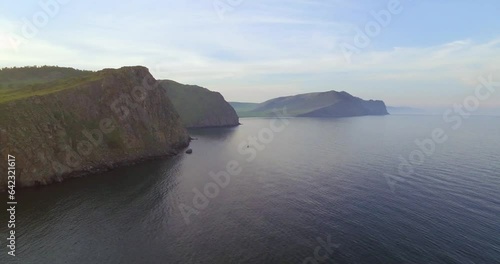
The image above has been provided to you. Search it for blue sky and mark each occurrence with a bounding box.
[1,0,499,110]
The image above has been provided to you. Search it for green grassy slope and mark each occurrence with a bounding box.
[229,102,263,117]
[0,66,94,88]
[0,66,97,103]
[229,102,259,112]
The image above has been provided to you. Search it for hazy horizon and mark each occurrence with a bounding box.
[1,0,500,110]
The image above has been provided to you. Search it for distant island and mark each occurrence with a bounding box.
[231,90,389,118]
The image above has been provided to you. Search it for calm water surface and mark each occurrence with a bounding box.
[1,116,499,264]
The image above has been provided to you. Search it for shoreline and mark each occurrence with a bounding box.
[0,140,191,193]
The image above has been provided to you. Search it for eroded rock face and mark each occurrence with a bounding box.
[0,66,190,190]
[159,80,240,128]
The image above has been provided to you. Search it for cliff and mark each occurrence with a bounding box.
[159,80,239,128]
[0,66,190,191]
[230,90,389,118]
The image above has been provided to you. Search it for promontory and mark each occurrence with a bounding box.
[0,66,190,190]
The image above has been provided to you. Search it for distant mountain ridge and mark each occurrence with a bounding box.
[231,90,388,118]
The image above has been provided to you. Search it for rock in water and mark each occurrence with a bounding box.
[186,149,193,154]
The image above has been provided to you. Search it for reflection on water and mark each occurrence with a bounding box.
[189,126,238,140]
[1,116,499,264]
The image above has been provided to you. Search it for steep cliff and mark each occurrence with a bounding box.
[230,90,389,118]
[0,66,190,191]
[159,80,240,128]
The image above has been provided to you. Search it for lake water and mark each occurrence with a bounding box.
[1,116,499,264]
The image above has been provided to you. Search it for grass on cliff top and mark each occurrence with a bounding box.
[0,66,149,104]
[0,74,104,104]
[0,66,94,88]
[0,67,103,104]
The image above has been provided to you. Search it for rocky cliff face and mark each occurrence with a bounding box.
[0,66,190,191]
[159,80,240,128]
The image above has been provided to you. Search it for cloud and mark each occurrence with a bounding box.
[0,0,499,107]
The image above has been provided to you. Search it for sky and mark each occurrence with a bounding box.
[0,0,499,110]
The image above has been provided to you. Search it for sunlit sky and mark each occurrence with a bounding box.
[1,0,499,110]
